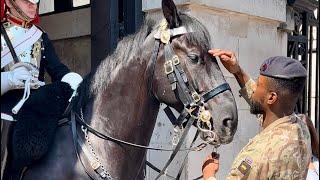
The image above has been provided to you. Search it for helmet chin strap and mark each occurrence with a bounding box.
[9,0,34,22]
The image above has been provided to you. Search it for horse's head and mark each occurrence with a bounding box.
[149,0,238,145]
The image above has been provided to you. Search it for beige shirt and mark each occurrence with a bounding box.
[225,79,312,180]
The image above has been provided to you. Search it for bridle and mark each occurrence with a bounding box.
[148,19,231,141]
[149,19,231,179]
[69,19,231,180]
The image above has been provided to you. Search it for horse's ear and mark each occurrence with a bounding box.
[162,0,181,29]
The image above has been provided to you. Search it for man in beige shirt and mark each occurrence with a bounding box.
[202,49,312,180]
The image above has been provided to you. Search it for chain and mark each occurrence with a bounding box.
[80,109,113,180]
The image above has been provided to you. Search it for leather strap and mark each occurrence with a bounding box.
[164,106,178,125]
[154,26,190,40]
[154,115,195,180]
[145,161,175,179]
[1,23,19,64]
[9,0,32,22]
[71,112,97,179]
[77,131,109,179]
[6,14,33,28]
[202,83,231,102]
[73,111,193,152]
[176,110,189,127]
[147,39,160,93]
[164,44,193,106]
[176,130,200,180]
[164,106,189,127]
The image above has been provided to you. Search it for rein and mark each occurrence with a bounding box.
[70,19,231,180]
[72,109,203,152]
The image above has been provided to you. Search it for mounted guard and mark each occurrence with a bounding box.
[1,0,82,179]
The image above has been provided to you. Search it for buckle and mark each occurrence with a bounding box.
[172,55,180,65]
[164,60,174,74]
[160,30,171,44]
[192,92,201,103]
[91,161,100,170]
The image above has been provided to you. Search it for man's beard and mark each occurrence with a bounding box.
[250,100,264,115]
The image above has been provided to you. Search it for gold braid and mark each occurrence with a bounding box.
[9,0,32,22]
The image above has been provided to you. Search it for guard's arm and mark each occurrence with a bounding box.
[41,33,70,82]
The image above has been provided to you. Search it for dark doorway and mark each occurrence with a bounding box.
[91,0,143,71]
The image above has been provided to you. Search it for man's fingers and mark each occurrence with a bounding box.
[30,81,45,89]
[220,54,233,61]
[205,155,211,162]
[208,49,221,54]
[19,74,32,81]
[209,50,224,56]
[218,50,234,57]
[14,81,25,88]
[209,50,234,58]
[224,50,235,56]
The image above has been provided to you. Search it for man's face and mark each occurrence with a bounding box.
[250,75,268,115]
[8,0,38,19]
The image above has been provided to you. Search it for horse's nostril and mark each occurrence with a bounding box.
[223,118,233,128]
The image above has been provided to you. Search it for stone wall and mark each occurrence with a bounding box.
[40,7,91,81]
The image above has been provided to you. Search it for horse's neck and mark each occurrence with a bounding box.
[83,58,160,177]
[91,59,159,131]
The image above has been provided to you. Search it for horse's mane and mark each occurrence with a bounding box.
[72,12,211,110]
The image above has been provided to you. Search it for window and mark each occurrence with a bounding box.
[73,0,90,7]
[39,0,54,14]
[39,0,90,15]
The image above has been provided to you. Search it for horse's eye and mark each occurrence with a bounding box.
[188,54,200,63]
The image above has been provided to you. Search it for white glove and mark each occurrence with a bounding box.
[61,72,83,91]
[1,67,33,95]
[29,77,45,89]
[61,72,83,101]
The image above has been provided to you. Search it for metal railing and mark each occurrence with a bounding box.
[287,1,319,133]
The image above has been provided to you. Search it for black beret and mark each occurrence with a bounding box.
[259,56,307,80]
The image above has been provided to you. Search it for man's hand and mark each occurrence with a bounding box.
[202,152,220,180]
[1,67,34,95]
[8,66,33,89]
[208,49,241,74]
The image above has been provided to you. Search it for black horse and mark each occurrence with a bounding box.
[5,0,238,179]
